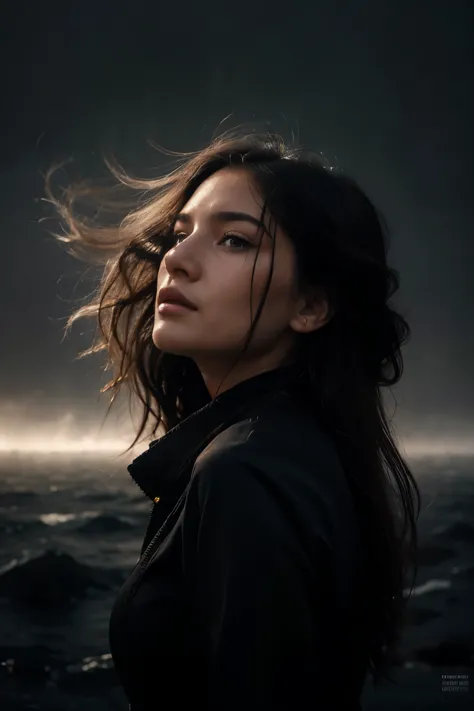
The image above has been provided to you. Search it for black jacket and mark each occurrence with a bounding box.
[109,365,370,710]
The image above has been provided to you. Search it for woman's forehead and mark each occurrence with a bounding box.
[183,167,261,214]
[179,167,291,249]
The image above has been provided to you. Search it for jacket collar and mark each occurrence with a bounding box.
[128,363,304,501]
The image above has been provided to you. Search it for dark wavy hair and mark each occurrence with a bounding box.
[44,125,420,687]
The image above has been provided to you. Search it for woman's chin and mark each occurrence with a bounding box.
[152,328,192,357]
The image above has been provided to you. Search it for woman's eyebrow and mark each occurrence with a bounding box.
[174,210,271,236]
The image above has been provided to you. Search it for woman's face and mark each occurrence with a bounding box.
[153,166,318,395]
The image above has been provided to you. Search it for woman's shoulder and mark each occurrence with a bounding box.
[188,392,362,589]
[202,390,338,460]
[192,391,350,512]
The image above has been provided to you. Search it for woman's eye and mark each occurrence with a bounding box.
[172,232,251,249]
[219,233,251,250]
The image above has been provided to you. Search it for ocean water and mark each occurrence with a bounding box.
[0,452,472,709]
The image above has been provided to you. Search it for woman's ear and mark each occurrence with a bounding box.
[290,287,333,334]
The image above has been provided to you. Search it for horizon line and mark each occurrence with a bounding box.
[0,435,473,459]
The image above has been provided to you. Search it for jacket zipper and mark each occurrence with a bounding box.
[130,473,156,547]
[141,484,190,566]
[125,484,190,605]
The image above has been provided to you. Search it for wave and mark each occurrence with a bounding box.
[0,550,124,608]
[405,578,452,597]
[78,514,134,534]
[39,511,98,526]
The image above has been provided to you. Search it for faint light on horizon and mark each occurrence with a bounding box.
[0,435,142,455]
[0,434,473,458]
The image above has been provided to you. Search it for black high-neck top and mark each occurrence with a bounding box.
[109,364,370,710]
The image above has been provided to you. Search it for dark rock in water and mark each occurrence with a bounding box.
[417,544,455,566]
[0,550,119,608]
[78,515,133,534]
[415,639,474,667]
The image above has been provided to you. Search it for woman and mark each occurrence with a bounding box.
[47,127,420,710]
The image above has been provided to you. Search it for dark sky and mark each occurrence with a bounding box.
[0,0,473,449]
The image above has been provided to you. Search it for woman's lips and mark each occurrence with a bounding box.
[157,302,196,315]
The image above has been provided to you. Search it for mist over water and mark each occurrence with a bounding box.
[0,406,473,458]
